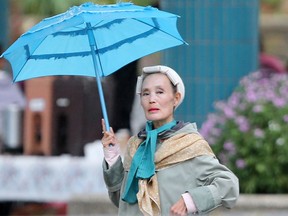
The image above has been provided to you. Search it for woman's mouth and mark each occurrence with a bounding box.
[148,108,159,112]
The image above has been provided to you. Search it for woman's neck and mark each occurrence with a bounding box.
[152,118,175,129]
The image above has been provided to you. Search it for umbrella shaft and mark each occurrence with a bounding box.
[86,22,110,131]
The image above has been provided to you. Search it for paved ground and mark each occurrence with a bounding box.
[68,194,288,216]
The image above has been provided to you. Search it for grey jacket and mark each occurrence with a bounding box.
[103,123,239,215]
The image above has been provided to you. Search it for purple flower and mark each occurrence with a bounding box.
[236,159,246,169]
[223,141,236,155]
[211,128,222,136]
[253,105,263,113]
[272,97,286,108]
[266,89,276,101]
[283,115,288,123]
[246,89,257,102]
[238,103,247,111]
[219,152,229,165]
[206,137,217,145]
[215,101,225,111]
[235,116,250,132]
[200,114,218,138]
[253,128,264,138]
[223,106,235,118]
[228,93,240,108]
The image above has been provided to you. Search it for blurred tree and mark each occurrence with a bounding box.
[261,0,282,12]
[18,0,158,17]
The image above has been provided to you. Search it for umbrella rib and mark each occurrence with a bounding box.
[132,17,187,44]
[28,28,160,60]
[51,18,186,45]
[12,36,47,82]
[52,20,121,37]
[29,17,186,62]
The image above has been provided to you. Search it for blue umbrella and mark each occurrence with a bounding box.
[1,2,187,131]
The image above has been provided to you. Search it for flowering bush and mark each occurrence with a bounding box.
[200,70,288,193]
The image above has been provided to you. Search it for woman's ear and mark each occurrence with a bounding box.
[174,92,181,107]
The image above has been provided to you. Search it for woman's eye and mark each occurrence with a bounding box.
[142,92,149,96]
[156,91,164,94]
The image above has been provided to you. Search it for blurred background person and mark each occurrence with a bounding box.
[0,43,26,153]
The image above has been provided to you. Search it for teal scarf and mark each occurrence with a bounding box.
[122,120,177,203]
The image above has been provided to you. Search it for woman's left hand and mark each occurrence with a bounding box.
[170,197,187,216]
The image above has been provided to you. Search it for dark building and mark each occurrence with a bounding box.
[24,76,106,156]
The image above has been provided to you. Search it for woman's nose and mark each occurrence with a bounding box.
[149,94,156,103]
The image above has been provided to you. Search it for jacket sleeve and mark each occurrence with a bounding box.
[187,155,239,214]
[102,156,124,207]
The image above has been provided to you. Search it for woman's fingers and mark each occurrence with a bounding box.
[101,119,116,147]
[101,118,106,134]
[170,197,187,216]
[101,119,114,134]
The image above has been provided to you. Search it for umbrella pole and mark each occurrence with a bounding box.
[86,23,110,132]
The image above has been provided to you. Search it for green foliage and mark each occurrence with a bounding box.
[200,70,288,193]
[261,0,282,11]
[18,0,158,16]
[261,0,282,6]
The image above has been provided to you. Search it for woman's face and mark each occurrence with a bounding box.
[140,73,180,128]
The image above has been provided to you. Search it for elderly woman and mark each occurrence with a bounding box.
[101,65,239,216]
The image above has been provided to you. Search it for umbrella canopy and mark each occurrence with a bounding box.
[1,2,187,130]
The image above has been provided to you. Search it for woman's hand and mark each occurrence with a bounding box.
[170,197,188,216]
[101,119,120,167]
[101,119,117,147]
